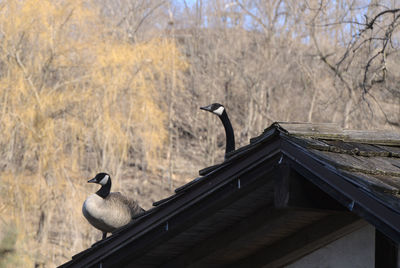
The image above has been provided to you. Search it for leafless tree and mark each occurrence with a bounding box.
[306,0,400,127]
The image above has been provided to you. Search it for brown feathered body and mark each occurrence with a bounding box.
[82,192,144,233]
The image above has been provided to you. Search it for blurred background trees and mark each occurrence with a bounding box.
[0,0,399,266]
[0,0,186,266]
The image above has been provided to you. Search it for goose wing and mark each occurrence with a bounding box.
[109,192,145,217]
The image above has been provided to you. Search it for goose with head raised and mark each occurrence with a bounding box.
[200,103,235,159]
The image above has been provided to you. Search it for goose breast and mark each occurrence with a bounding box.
[82,193,133,233]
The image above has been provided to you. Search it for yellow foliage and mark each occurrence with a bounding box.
[0,0,187,266]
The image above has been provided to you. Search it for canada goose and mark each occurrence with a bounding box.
[200,103,235,159]
[82,172,144,239]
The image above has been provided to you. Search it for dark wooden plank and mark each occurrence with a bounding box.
[322,140,390,154]
[277,122,400,145]
[162,209,328,268]
[310,149,400,177]
[340,171,399,195]
[274,164,291,208]
[141,182,275,265]
[369,174,400,191]
[277,122,343,136]
[274,164,347,211]
[375,145,400,157]
[233,213,366,268]
[161,207,291,268]
[375,229,399,268]
[198,164,222,176]
[342,130,400,146]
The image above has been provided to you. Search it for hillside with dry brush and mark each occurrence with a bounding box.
[1,0,400,266]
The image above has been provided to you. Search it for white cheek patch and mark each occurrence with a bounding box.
[99,175,109,185]
[213,106,225,116]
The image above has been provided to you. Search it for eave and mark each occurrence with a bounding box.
[61,123,400,268]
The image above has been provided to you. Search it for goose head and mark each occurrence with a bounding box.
[88,172,112,198]
[88,172,111,185]
[200,103,225,116]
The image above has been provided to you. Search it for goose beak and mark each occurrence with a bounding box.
[200,104,212,112]
[87,178,97,183]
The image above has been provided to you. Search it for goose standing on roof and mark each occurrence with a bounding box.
[200,103,235,159]
[82,173,144,239]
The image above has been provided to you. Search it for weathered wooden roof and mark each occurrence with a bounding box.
[60,122,400,268]
[276,122,400,209]
[272,123,400,235]
[274,122,400,145]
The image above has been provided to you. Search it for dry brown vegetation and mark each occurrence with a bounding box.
[0,0,400,266]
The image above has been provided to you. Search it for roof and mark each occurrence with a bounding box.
[61,122,400,268]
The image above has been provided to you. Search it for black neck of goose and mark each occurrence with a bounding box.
[219,110,235,158]
[96,179,111,199]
